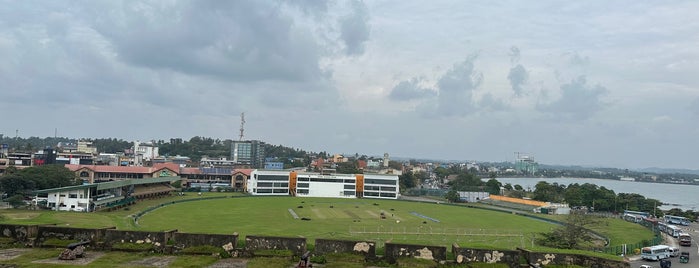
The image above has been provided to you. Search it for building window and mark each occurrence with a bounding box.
[69,194,77,198]
[380,192,396,198]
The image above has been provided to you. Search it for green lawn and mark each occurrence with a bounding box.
[136,196,553,249]
[0,193,653,257]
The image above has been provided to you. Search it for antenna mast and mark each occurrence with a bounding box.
[239,112,246,141]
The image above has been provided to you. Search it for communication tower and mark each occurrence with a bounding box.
[239,112,246,141]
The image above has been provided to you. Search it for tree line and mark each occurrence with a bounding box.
[0,136,314,164]
[437,168,699,219]
[0,165,79,207]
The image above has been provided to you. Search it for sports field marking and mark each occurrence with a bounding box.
[365,210,379,218]
[288,208,299,219]
[344,210,359,219]
[312,208,326,219]
[410,211,440,222]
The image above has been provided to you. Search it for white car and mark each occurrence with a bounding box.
[72,207,86,212]
[639,265,652,268]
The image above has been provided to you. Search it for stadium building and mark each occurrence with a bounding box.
[247,170,399,199]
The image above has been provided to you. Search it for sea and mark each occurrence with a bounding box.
[490,177,699,211]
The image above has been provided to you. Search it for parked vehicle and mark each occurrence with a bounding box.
[669,246,680,257]
[641,245,671,261]
[680,251,690,263]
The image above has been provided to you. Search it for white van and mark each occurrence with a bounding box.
[669,247,680,257]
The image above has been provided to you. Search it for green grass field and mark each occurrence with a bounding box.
[134,196,553,249]
[0,193,654,253]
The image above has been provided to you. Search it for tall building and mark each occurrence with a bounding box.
[231,140,265,168]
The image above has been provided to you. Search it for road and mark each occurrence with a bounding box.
[629,222,699,268]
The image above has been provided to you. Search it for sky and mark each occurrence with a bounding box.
[1,1,698,170]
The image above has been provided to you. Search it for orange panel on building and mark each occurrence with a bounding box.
[289,171,297,196]
[355,174,364,198]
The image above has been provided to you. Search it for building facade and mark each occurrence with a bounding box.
[247,170,399,199]
[231,140,265,168]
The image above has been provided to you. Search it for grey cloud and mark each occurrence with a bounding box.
[480,93,507,111]
[285,0,329,16]
[690,97,699,118]
[509,46,520,64]
[537,76,608,120]
[508,64,528,97]
[340,0,370,55]
[388,77,435,101]
[569,52,589,66]
[425,55,482,117]
[90,1,328,83]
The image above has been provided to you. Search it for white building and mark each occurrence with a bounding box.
[248,170,399,199]
[134,140,159,165]
[77,140,98,154]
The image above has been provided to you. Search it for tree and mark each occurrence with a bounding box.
[503,183,513,191]
[532,181,565,203]
[433,167,450,180]
[537,213,601,249]
[399,171,418,190]
[485,179,502,195]
[0,165,78,196]
[336,161,361,174]
[447,172,484,191]
[444,190,460,203]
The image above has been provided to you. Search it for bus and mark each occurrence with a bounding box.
[641,245,671,261]
[666,225,682,237]
[658,222,668,233]
[667,225,682,238]
[624,210,650,218]
[679,233,692,247]
[664,215,690,226]
[623,214,643,223]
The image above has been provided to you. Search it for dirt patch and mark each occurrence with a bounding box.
[32,252,106,265]
[3,213,39,220]
[312,208,326,219]
[0,249,30,260]
[126,256,177,267]
[344,210,359,219]
[365,210,379,218]
[208,258,248,268]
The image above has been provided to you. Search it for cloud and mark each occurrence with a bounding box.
[419,55,482,117]
[690,97,699,118]
[388,77,435,101]
[479,93,507,111]
[339,0,371,55]
[88,1,329,84]
[568,52,589,66]
[507,64,528,97]
[509,46,520,64]
[537,76,608,120]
